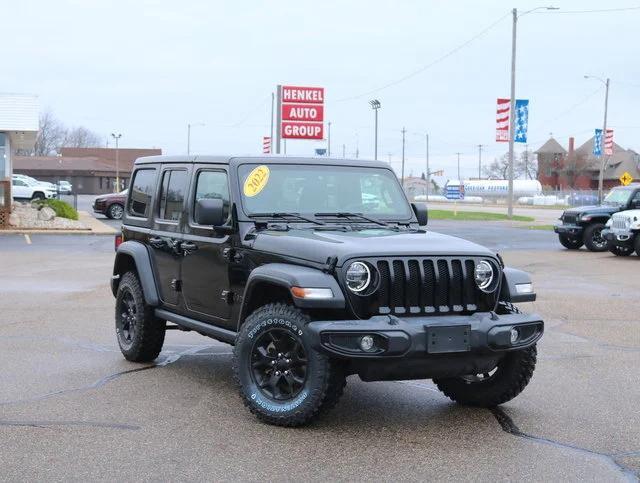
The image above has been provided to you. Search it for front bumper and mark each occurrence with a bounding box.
[308,312,543,359]
[554,223,583,237]
[602,228,636,247]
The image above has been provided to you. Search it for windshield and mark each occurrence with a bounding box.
[603,188,633,205]
[238,164,412,220]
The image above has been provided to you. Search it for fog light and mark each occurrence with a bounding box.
[510,328,519,344]
[359,335,375,352]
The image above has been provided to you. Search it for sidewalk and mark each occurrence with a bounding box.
[0,211,117,235]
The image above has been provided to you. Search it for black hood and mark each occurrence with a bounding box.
[564,204,621,216]
[249,227,496,266]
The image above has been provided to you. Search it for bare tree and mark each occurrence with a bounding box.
[517,149,538,180]
[63,126,103,148]
[32,110,66,155]
[559,152,590,188]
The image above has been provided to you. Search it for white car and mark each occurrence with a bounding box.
[11,177,57,200]
[57,181,73,194]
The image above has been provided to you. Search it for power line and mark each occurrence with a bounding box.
[536,5,640,14]
[335,12,510,102]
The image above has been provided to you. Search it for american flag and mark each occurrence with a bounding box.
[593,129,602,156]
[262,136,271,154]
[496,98,510,142]
[604,129,614,156]
[514,99,529,143]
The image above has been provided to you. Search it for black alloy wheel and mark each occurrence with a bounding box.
[250,328,308,401]
[117,290,138,349]
[584,223,608,252]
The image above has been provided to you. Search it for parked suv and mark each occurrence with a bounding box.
[554,184,640,251]
[112,156,543,426]
[603,208,640,256]
[11,176,57,200]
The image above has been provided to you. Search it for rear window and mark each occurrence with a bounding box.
[128,168,156,218]
[158,169,188,221]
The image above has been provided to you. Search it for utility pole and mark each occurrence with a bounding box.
[425,133,430,197]
[342,144,346,158]
[270,92,274,153]
[598,78,610,203]
[187,123,204,156]
[327,121,332,156]
[456,152,462,180]
[507,7,517,218]
[387,152,392,165]
[111,133,122,192]
[401,127,407,188]
[524,144,529,179]
[477,144,483,179]
[275,85,282,154]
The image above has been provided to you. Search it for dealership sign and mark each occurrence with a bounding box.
[278,85,324,140]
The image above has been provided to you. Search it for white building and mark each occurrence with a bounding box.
[0,93,40,180]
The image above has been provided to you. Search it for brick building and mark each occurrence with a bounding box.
[536,136,640,190]
[14,147,161,194]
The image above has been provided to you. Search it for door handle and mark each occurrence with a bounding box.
[180,241,198,255]
[149,237,165,248]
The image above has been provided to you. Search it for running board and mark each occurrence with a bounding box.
[155,309,237,344]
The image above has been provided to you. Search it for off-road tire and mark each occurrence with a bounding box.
[434,301,536,407]
[233,303,346,427]
[107,203,124,220]
[583,223,608,252]
[634,235,640,257]
[608,243,633,256]
[115,271,165,362]
[558,234,583,250]
[31,192,45,201]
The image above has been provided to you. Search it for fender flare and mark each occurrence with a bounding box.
[239,263,345,323]
[500,267,536,303]
[112,240,160,306]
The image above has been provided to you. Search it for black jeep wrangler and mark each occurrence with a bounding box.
[554,184,640,252]
[111,156,543,426]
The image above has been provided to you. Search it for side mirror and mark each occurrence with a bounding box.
[411,202,428,226]
[195,198,225,226]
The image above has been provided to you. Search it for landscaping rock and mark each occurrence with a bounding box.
[37,206,57,221]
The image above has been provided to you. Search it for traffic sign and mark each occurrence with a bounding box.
[620,172,634,186]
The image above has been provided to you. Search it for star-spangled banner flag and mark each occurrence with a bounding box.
[495,98,510,142]
[514,99,529,143]
[605,129,614,156]
[593,129,602,156]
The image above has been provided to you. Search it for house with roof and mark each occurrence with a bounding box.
[535,135,640,190]
[14,147,161,194]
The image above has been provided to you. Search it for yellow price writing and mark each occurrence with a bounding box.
[243,165,270,197]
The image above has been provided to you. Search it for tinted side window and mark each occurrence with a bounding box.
[128,168,156,217]
[158,170,188,221]
[194,170,230,222]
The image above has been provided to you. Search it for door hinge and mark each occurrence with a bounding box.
[222,247,243,263]
[221,290,235,304]
[170,279,182,292]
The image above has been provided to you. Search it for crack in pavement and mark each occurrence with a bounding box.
[0,420,140,430]
[549,318,640,353]
[0,345,231,407]
[491,407,639,482]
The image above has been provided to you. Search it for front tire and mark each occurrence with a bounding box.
[107,203,124,220]
[558,234,583,250]
[583,223,608,251]
[31,192,45,201]
[233,303,346,427]
[608,243,633,256]
[115,271,166,362]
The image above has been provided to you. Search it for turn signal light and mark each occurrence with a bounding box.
[290,287,334,300]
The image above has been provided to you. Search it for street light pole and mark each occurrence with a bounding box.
[426,133,430,198]
[477,144,483,179]
[327,121,332,156]
[456,152,462,180]
[110,133,122,192]
[187,123,204,156]
[599,78,610,202]
[401,127,406,188]
[507,7,517,218]
[369,100,381,160]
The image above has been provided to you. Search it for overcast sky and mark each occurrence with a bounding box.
[2,0,639,181]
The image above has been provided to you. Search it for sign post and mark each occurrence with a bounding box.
[275,85,282,154]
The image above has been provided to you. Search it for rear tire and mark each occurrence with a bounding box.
[115,271,165,362]
[583,223,608,252]
[31,192,45,200]
[233,303,346,427]
[558,234,583,250]
[635,235,640,257]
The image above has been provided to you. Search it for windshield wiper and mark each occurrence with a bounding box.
[314,212,390,227]
[249,212,325,225]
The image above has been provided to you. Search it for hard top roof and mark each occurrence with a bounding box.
[134,154,391,170]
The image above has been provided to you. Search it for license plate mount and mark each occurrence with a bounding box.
[426,325,471,354]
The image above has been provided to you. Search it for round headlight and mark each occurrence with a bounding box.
[346,261,371,293]
[474,260,494,292]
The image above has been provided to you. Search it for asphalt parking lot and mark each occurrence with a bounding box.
[1,223,639,481]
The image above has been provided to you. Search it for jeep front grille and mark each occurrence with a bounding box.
[343,257,499,318]
[612,216,629,230]
[562,213,578,225]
